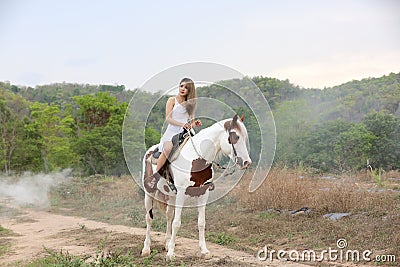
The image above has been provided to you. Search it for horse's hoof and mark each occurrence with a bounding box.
[201,251,212,259]
[166,253,175,261]
[141,249,151,257]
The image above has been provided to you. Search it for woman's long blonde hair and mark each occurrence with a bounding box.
[180,77,196,116]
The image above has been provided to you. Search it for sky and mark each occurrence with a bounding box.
[0,0,399,90]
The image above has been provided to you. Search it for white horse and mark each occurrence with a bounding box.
[141,114,251,260]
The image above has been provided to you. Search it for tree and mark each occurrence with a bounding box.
[29,102,76,172]
[0,97,17,175]
[0,91,30,175]
[363,112,400,170]
[73,92,128,175]
[334,124,376,171]
[145,127,161,149]
[74,92,125,130]
[297,120,351,172]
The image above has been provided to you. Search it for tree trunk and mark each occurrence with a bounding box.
[43,151,49,173]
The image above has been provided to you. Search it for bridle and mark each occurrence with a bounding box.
[226,124,239,164]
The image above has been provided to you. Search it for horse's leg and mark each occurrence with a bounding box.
[165,197,175,251]
[197,192,211,257]
[166,190,185,261]
[141,193,153,256]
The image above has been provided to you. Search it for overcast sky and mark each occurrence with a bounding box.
[0,0,399,89]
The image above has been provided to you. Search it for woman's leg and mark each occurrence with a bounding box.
[144,141,174,192]
[156,141,173,172]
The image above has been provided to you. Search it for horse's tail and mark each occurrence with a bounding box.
[155,191,167,213]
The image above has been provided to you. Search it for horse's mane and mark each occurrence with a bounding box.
[194,119,227,138]
[196,118,248,138]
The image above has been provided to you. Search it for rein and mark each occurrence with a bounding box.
[227,124,239,163]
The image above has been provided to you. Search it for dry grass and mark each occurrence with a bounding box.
[227,168,400,259]
[48,170,400,265]
[234,168,399,214]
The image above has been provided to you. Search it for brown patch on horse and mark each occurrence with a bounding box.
[185,158,213,197]
[224,114,242,133]
[144,174,160,193]
[225,116,241,145]
[143,152,159,193]
[228,131,239,144]
[145,151,153,160]
[224,120,230,131]
[231,114,242,132]
[185,183,214,197]
[144,153,153,179]
[190,158,212,186]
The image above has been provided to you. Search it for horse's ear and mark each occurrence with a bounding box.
[233,114,238,123]
[232,114,238,128]
[240,114,245,122]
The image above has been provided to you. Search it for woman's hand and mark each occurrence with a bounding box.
[182,122,192,130]
[183,119,201,130]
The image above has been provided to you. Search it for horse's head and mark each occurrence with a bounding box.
[221,114,251,169]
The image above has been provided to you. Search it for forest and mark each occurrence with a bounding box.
[0,72,399,176]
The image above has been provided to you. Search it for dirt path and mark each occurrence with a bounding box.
[0,204,311,266]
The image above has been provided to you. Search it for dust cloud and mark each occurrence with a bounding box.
[0,169,72,208]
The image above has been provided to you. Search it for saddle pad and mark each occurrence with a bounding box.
[169,136,190,162]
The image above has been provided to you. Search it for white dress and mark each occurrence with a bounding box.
[158,97,189,151]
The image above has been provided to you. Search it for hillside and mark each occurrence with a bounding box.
[0,72,399,175]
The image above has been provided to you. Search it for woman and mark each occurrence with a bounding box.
[156,77,201,173]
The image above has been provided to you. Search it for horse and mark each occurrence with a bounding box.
[141,114,251,260]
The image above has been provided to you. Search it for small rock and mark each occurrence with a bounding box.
[323,212,351,220]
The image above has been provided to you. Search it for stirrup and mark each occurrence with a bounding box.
[167,181,177,194]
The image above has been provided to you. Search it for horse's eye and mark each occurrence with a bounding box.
[235,136,240,141]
